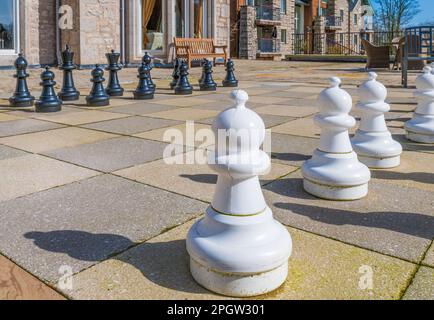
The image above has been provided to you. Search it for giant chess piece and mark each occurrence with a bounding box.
[133,62,154,100]
[86,65,110,107]
[302,77,371,200]
[175,60,193,95]
[9,53,35,108]
[58,45,80,101]
[200,59,217,91]
[35,67,62,113]
[187,90,292,297]
[352,72,402,168]
[142,52,156,90]
[170,58,180,89]
[222,59,239,87]
[105,50,124,97]
[405,66,434,143]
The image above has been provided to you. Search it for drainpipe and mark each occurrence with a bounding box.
[120,0,126,65]
[56,0,61,65]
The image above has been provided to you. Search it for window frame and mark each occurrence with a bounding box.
[0,0,20,55]
[280,28,287,44]
[280,0,287,15]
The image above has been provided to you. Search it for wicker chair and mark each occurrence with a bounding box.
[361,38,390,69]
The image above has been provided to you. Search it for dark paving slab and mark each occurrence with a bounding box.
[44,137,170,173]
[0,145,28,161]
[0,174,207,283]
[0,119,64,138]
[264,170,434,263]
[270,133,317,167]
[402,266,434,300]
[82,116,181,135]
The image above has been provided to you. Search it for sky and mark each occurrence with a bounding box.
[372,0,434,25]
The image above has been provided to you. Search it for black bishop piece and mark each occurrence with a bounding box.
[9,54,35,108]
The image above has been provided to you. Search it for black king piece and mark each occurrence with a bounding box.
[35,66,62,113]
[58,45,80,101]
[105,50,124,97]
[9,53,35,108]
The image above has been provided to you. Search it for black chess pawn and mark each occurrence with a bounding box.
[170,58,180,89]
[9,54,35,108]
[222,59,239,88]
[105,49,124,97]
[142,52,156,90]
[58,45,80,101]
[86,65,110,107]
[175,61,193,95]
[134,62,155,100]
[200,60,217,91]
[198,59,207,86]
[35,67,62,113]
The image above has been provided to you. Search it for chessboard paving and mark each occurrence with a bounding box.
[0,78,433,300]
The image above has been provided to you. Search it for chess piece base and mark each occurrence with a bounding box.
[190,258,288,298]
[200,85,217,92]
[302,149,371,200]
[35,101,62,113]
[175,89,193,95]
[106,88,124,97]
[222,81,238,88]
[133,92,154,100]
[352,130,402,169]
[58,91,80,101]
[405,115,434,143]
[187,207,292,297]
[9,97,35,108]
[86,97,110,107]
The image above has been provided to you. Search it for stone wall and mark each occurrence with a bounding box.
[239,6,257,59]
[278,0,295,55]
[216,0,231,48]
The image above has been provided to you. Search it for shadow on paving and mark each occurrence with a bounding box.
[24,230,206,294]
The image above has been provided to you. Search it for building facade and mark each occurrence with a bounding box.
[0,0,231,68]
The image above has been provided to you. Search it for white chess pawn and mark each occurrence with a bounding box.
[302,77,371,200]
[352,72,402,168]
[405,66,434,143]
[187,90,292,297]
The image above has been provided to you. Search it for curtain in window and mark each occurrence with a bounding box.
[142,0,156,48]
[194,0,203,38]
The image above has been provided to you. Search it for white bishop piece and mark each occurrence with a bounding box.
[405,66,434,143]
[302,77,371,200]
[351,72,402,168]
[186,90,292,297]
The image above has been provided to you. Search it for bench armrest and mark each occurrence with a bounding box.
[214,45,227,49]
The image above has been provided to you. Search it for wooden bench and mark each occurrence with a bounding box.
[174,38,227,68]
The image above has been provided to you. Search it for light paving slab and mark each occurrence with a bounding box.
[146,108,219,121]
[423,242,434,268]
[248,96,291,105]
[106,102,177,116]
[0,154,99,202]
[402,267,434,300]
[371,151,434,192]
[44,137,170,173]
[198,114,297,129]
[134,123,213,149]
[254,105,317,118]
[64,221,416,300]
[115,152,298,203]
[82,116,181,135]
[0,119,64,138]
[151,97,215,108]
[0,254,65,300]
[0,113,24,122]
[0,127,118,153]
[270,133,318,167]
[264,170,434,263]
[0,174,207,283]
[25,110,130,126]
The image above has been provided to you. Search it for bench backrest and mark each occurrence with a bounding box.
[174,38,215,55]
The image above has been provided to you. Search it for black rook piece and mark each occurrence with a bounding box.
[9,54,35,108]
[134,62,155,100]
[142,52,156,89]
[170,58,180,89]
[58,45,80,101]
[200,59,217,91]
[175,61,193,95]
[35,67,62,113]
[86,65,110,107]
[105,50,124,97]
[222,59,239,88]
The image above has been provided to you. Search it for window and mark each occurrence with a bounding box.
[354,14,358,25]
[175,0,186,37]
[0,0,18,53]
[340,9,344,22]
[194,0,207,38]
[141,0,164,51]
[281,29,287,44]
[280,0,286,14]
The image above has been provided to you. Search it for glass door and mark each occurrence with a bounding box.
[141,0,164,52]
[0,0,19,54]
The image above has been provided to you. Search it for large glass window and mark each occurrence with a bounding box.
[194,0,205,38]
[142,0,163,51]
[175,0,186,37]
[0,0,17,51]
